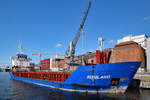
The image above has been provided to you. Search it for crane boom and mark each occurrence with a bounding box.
[65,1,91,59]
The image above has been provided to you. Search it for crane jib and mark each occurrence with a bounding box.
[65,1,92,58]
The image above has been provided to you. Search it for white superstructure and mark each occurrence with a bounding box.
[11,54,31,67]
[11,43,32,71]
[117,35,147,49]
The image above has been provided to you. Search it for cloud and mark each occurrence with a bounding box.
[144,16,150,21]
[56,43,62,47]
[109,40,115,44]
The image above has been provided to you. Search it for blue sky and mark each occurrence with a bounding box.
[0,0,150,66]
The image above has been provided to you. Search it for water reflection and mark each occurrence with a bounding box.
[10,80,126,100]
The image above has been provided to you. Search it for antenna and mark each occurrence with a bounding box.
[17,42,24,54]
[98,37,103,51]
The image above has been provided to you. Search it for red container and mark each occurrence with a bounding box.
[96,50,108,64]
[40,58,50,70]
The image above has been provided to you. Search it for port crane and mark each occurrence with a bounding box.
[65,1,91,67]
[32,51,64,61]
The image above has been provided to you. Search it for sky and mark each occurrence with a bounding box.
[0,0,150,66]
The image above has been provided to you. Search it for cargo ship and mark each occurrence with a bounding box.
[10,60,140,93]
[10,42,141,94]
[9,1,142,93]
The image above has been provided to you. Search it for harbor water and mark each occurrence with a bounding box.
[0,72,150,100]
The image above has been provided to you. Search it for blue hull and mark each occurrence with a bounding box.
[10,62,141,93]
